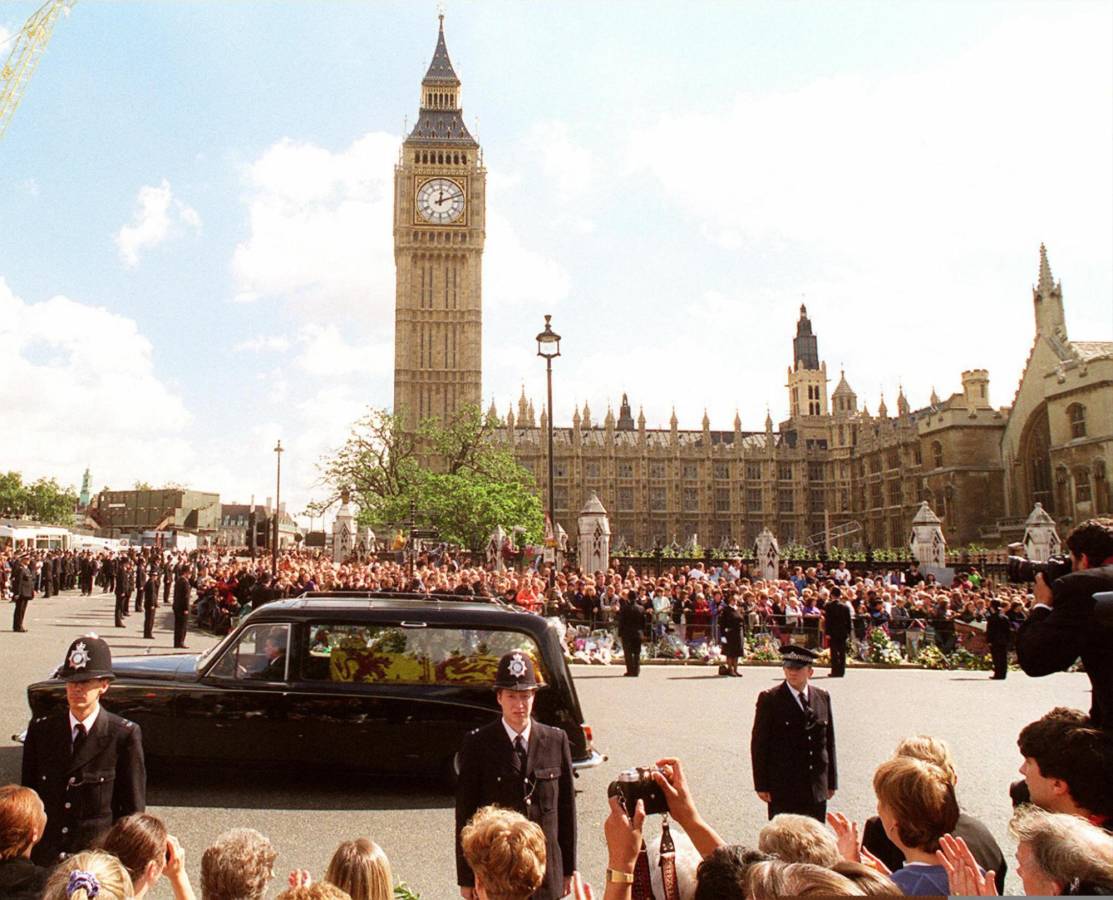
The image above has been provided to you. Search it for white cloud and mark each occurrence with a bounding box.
[0,277,193,489]
[234,334,291,352]
[521,121,596,203]
[115,179,202,268]
[293,323,392,379]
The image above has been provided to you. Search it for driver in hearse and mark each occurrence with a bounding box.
[252,628,288,680]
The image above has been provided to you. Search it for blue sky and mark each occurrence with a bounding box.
[1,1,1110,519]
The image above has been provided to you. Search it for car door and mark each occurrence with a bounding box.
[173,622,296,764]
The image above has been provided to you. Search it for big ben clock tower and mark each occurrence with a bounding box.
[393,15,485,431]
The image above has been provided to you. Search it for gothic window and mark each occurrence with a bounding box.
[618,488,634,511]
[554,462,568,479]
[870,484,883,508]
[746,488,762,512]
[931,441,944,469]
[1068,403,1087,439]
[682,488,699,512]
[554,488,568,511]
[778,490,794,513]
[840,489,849,511]
[586,462,600,479]
[650,462,666,480]
[618,462,634,479]
[808,490,824,513]
[745,462,762,481]
[837,425,845,446]
[807,461,824,481]
[682,463,698,480]
[888,482,903,506]
[869,456,882,474]
[715,488,731,512]
[1075,468,1092,503]
[650,488,667,512]
[713,462,729,480]
[913,444,922,465]
[886,449,900,470]
[778,463,793,481]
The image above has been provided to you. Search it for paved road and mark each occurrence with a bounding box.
[1,588,1094,897]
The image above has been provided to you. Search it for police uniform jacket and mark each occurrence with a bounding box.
[751,682,837,803]
[21,709,146,865]
[455,718,576,900]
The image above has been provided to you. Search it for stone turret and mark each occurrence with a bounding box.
[526,400,536,427]
[702,409,711,432]
[539,405,547,432]
[486,398,499,425]
[582,401,592,429]
[961,369,991,412]
[637,406,646,431]
[518,387,529,423]
[617,393,635,430]
[930,387,940,407]
[832,370,857,417]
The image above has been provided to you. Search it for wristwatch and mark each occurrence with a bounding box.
[606,868,635,884]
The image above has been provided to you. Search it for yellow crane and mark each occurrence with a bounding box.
[0,0,76,141]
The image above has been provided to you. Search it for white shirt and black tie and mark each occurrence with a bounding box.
[68,708,99,755]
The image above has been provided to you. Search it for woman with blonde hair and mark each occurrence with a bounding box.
[324,838,393,900]
[42,850,134,900]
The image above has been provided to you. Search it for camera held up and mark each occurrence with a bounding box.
[607,766,669,816]
[1005,543,1073,585]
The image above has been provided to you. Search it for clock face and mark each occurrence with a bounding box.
[416,177,465,224]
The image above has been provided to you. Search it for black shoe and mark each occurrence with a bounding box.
[15,627,28,633]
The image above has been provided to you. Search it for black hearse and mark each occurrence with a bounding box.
[24,593,604,778]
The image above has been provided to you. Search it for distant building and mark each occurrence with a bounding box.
[91,489,220,540]
[217,500,299,549]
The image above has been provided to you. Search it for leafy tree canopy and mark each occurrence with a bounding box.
[0,471,79,525]
[313,407,543,551]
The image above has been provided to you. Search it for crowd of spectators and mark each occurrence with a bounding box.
[3,705,1110,898]
[3,542,1044,667]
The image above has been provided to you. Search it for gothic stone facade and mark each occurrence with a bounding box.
[494,249,1111,551]
[391,24,1112,550]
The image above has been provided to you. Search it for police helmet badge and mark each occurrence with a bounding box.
[59,634,116,682]
[494,650,540,691]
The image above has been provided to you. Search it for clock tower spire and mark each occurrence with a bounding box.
[393,15,485,431]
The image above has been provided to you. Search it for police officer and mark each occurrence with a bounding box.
[113,561,132,629]
[141,569,159,639]
[455,651,576,900]
[751,645,838,822]
[12,556,34,633]
[20,634,146,865]
[172,568,192,648]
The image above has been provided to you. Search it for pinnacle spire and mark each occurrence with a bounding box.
[423,15,461,86]
[1037,242,1054,295]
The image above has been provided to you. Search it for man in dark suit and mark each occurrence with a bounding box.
[822,587,852,677]
[751,645,837,822]
[172,569,191,648]
[1017,518,1113,731]
[455,651,576,900]
[12,557,34,633]
[21,634,146,865]
[986,599,1012,680]
[617,589,647,677]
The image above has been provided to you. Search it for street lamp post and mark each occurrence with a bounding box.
[272,439,284,577]
[536,314,561,587]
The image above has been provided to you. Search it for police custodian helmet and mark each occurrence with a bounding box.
[493,650,541,691]
[58,634,116,682]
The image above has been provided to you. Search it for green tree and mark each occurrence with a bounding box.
[0,471,78,524]
[316,406,543,551]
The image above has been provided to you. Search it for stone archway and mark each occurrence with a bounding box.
[1018,404,1054,515]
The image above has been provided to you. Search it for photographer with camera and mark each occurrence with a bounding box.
[1015,518,1113,731]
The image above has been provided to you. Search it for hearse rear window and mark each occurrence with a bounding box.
[301,624,548,686]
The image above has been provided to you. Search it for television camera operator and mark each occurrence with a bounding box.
[1015,517,1113,731]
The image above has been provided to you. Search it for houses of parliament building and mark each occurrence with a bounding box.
[393,19,1113,551]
